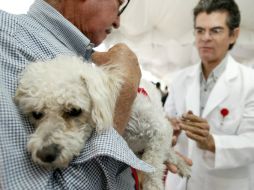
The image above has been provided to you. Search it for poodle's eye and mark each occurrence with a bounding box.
[67,108,82,117]
[32,111,44,120]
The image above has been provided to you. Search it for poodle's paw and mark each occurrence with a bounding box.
[176,158,191,178]
[167,153,191,178]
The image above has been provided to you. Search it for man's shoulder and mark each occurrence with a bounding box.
[0,11,35,40]
[229,55,254,77]
[237,61,254,74]
[171,64,199,83]
[0,10,18,33]
[178,64,198,74]
[0,10,15,20]
[239,64,254,83]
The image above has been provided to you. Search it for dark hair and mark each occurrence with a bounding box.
[193,0,241,50]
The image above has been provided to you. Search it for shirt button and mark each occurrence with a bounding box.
[86,43,94,50]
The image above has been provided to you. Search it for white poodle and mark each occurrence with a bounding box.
[15,55,190,190]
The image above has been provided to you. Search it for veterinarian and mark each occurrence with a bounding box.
[0,0,187,189]
[165,0,254,190]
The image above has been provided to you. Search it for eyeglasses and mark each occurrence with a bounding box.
[194,27,225,39]
[118,0,130,16]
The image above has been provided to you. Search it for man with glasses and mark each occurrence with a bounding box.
[0,0,152,189]
[165,0,254,190]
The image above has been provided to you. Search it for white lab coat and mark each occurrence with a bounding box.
[165,55,254,190]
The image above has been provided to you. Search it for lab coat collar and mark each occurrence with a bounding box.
[202,54,239,118]
[185,54,239,118]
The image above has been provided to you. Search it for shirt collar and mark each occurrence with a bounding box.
[200,54,228,82]
[27,0,94,59]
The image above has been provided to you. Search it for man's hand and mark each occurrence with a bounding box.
[167,117,182,146]
[180,111,215,153]
[165,117,192,174]
[91,43,141,135]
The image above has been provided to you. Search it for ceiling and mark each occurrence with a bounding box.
[103,0,254,85]
[1,0,253,85]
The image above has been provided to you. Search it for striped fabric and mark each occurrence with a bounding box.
[0,0,153,189]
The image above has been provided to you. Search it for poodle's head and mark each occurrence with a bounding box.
[15,55,122,168]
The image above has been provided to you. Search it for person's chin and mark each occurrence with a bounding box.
[199,49,213,58]
[200,53,214,62]
[92,38,104,46]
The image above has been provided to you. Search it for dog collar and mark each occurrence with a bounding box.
[137,87,148,96]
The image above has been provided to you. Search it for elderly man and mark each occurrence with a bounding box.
[165,0,254,190]
[0,0,150,189]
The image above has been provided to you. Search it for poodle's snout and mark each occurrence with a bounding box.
[36,143,61,163]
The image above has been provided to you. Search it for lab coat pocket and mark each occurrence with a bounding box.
[213,106,241,134]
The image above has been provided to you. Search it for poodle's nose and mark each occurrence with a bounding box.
[36,143,61,163]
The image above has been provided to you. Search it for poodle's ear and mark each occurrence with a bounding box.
[14,82,31,113]
[80,66,122,132]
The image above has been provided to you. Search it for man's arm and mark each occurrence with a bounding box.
[164,84,193,172]
[91,43,141,135]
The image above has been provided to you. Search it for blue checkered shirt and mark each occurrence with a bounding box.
[0,0,153,189]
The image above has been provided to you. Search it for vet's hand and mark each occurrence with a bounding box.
[167,117,182,146]
[165,151,192,174]
[180,111,215,153]
[91,43,141,135]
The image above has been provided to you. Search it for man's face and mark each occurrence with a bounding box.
[64,0,123,46]
[194,11,239,64]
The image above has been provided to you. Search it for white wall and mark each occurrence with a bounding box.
[0,0,33,14]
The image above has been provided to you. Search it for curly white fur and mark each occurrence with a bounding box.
[15,56,124,169]
[124,80,191,189]
[15,55,190,189]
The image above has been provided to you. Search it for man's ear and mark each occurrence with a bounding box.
[230,27,240,44]
[80,65,123,132]
[91,51,110,66]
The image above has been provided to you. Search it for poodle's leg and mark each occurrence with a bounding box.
[141,133,168,190]
[167,148,191,178]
